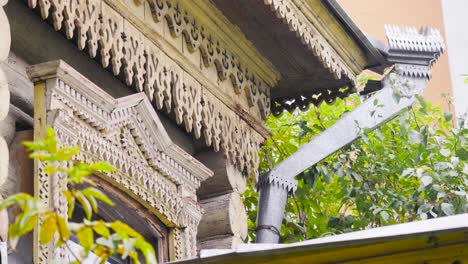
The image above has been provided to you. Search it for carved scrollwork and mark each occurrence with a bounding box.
[28,60,213,263]
[25,0,267,175]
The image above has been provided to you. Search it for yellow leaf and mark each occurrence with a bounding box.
[77,227,94,252]
[45,165,56,175]
[62,190,75,219]
[40,214,57,244]
[93,221,110,238]
[57,215,70,240]
[18,215,38,236]
[110,221,140,238]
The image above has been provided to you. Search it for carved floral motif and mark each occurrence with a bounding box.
[25,0,267,175]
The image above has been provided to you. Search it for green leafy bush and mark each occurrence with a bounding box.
[0,128,156,263]
[244,94,468,243]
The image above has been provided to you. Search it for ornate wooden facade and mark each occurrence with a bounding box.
[0,0,384,263]
[28,60,213,261]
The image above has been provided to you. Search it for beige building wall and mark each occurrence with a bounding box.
[338,0,453,110]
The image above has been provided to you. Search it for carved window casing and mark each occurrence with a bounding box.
[72,178,170,263]
[27,60,213,263]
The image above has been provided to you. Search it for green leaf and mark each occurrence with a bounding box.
[135,237,156,264]
[54,146,80,161]
[75,191,92,220]
[0,193,35,211]
[62,191,75,219]
[83,190,98,213]
[45,128,58,153]
[67,166,92,183]
[418,204,432,214]
[22,141,46,151]
[421,176,433,187]
[444,111,453,122]
[456,148,468,161]
[408,130,423,144]
[83,188,114,206]
[440,148,451,157]
[351,171,363,182]
[8,223,20,249]
[441,203,454,216]
[380,211,389,222]
[0,196,19,211]
[415,95,427,114]
[18,215,38,236]
[89,162,116,173]
[327,216,340,228]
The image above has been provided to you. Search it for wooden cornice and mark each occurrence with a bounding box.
[24,0,269,175]
[296,0,369,74]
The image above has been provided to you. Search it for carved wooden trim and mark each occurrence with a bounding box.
[263,0,357,83]
[292,0,368,74]
[24,0,267,174]
[28,60,212,263]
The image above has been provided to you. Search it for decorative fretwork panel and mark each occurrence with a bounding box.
[24,0,269,175]
[28,60,213,263]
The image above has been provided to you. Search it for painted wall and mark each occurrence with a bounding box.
[338,0,453,111]
[442,0,468,116]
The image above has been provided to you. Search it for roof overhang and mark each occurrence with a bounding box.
[212,0,387,110]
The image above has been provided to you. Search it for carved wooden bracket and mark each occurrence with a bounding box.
[27,60,214,263]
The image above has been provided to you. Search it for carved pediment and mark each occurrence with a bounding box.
[27,60,213,262]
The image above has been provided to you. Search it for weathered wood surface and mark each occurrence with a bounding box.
[0,0,10,248]
[195,150,248,250]
[198,192,247,248]
[211,0,369,102]
[0,7,9,62]
[196,151,246,199]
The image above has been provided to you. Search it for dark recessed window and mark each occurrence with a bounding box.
[71,177,169,263]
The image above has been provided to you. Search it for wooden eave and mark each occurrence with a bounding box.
[211,0,385,106]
